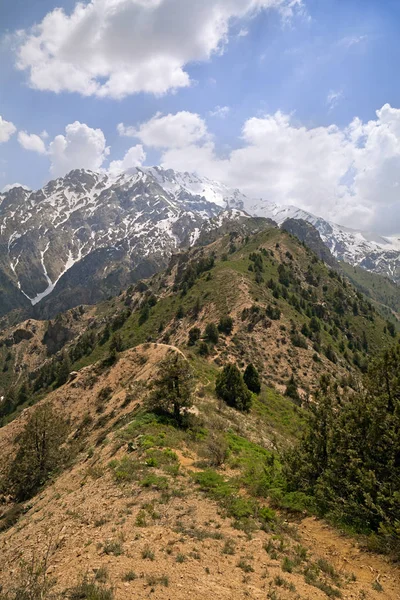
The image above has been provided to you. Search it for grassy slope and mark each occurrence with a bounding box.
[1,222,400,597]
[341,260,400,324]
[73,227,394,380]
[1,224,397,427]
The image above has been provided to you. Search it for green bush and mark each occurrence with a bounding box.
[67,575,113,599]
[188,327,201,346]
[284,375,300,403]
[284,345,400,550]
[218,316,234,335]
[215,364,252,412]
[205,323,219,344]
[243,364,261,394]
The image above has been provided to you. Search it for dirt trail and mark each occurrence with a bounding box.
[298,517,400,599]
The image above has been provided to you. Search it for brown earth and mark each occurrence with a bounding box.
[0,344,399,599]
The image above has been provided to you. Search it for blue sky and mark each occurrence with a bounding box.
[1,0,400,232]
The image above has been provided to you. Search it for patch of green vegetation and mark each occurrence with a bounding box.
[67,575,114,599]
[285,343,400,556]
[254,387,305,440]
[192,469,276,532]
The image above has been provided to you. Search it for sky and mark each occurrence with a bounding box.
[1,0,400,233]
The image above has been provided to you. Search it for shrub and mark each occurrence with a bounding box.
[198,341,209,356]
[205,432,229,466]
[0,551,56,600]
[215,364,252,412]
[175,306,185,319]
[188,327,201,346]
[285,375,300,403]
[218,316,234,335]
[266,305,281,320]
[243,364,261,394]
[205,323,219,344]
[141,545,155,560]
[67,575,113,600]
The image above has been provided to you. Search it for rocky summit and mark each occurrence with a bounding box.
[1,166,400,323]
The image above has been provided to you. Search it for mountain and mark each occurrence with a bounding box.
[1,217,395,414]
[1,166,400,326]
[1,222,400,599]
[280,218,338,269]
[0,168,247,319]
[248,198,400,283]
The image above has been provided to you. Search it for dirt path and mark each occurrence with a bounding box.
[298,517,400,599]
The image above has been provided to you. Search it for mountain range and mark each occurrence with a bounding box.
[1,166,399,320]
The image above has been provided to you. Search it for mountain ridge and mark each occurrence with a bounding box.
[1,166,399,323]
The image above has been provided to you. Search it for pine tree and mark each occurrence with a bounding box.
[218,316,234,335]
[5,403,68,501]
[243,364,261,394]
[110,332,123,353]
[138,303,150,325]
[215,364,252,412]
[147,352,194,424]
[205,323,219,344]
[188,327,201,346]
[285,375,300,403]
[284,345,400,551]
[56,352,71,387]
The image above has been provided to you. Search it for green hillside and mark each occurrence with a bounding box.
[2,222,396,424]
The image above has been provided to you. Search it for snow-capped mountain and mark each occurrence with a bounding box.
[1,165,399,321]
[0,167,247,318]
[248,199,400,283]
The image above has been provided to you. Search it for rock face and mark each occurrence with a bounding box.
[0,168,246,318]
[1,165,400,323]
[281,218,338,268]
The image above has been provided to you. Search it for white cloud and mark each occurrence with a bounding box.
[108,145,146,177]
[326,90,344,111]
[18,131,47,154]
[121,111,210,148]
[15,0,302,99]
[136,105,400,234]
[48,121,110,177]
[209,105,230,118]
[338,34,368,49]
[0,116,16,143]
[1,183,30,193]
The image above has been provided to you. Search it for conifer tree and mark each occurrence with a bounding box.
[243,364,261,394]
[147,352,194,424]
[216,364,252,412]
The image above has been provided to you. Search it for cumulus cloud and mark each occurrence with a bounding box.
[15,0,302,99]
[0,116,16,143]
[108,145,146,177]
[18,131,47,154]
[48,121,110,177]
[133,104,400,234]
[120,111,209,148]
